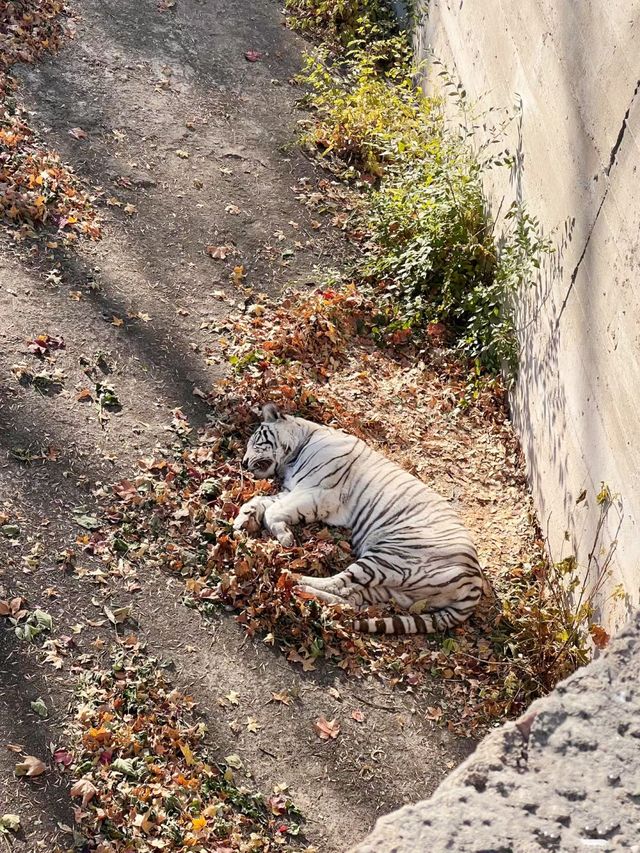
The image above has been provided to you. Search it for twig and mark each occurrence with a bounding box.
[258,746,277,759]
[352,693,397,712]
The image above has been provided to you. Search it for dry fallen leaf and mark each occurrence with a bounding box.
[287,649,316,672]
[231,265,245,285]
[245,50,262,62]
[15,755,46,777]
[53,748,73,766]
[271,691,292,706]
[103,604,133,625]
[179,742,195,766]
[351,709,366,723]
[68,127,87,140]
[246,717,262,733]
[70,777,98,806]
[314,716,340,741]
[589,624,610,649]
[206,245,231,260]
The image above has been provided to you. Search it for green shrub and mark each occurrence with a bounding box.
[364,152,496,335]
[298,18,552,379]
[284,0,396,48]
[300,39,429,175]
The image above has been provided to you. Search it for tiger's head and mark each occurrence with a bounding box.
[241,403,299,478]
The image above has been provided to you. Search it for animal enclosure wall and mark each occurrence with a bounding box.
[416,0,640,629]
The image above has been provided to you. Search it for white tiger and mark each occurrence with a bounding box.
[233,403,486,634]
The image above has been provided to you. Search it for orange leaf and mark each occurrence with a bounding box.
[231,264,246,285]
[589,624,610,649]
[293,588,317,601]
[314,715,340,740]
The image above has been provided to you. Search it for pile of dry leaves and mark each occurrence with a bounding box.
[0,0,101,241]
[87,285,544,736]
[67,644,305,852]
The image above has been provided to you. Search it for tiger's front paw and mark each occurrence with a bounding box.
[233,505,262,535]
[271,521,295,548]
[276,530,295,548]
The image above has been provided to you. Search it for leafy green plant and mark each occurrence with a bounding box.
[284,0,396,49]
[363,152,496,338]
[492,486,623,706]
[298,25,552,379]
[463,203,553,375]
[300,38,428,175]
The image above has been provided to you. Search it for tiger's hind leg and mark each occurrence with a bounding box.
[295,560,397,608]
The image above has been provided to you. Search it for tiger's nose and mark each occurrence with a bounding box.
[240,455,250,469]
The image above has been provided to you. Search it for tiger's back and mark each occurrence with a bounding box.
[281,418,485,634]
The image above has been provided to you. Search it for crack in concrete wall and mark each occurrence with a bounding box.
[605,78,640,176]
[558,76,640,324]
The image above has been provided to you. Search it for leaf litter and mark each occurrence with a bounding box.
[0,1,101,242]
[87,284,545,737]
[65,645,307,851]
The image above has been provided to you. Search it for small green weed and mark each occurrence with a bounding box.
[493,485,623,705]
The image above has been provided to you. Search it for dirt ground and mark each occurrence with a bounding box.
[0,1,481,851]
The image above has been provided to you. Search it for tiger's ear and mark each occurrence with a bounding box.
[261,403,283,423]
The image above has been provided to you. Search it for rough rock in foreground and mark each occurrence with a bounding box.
[351,612,640,853]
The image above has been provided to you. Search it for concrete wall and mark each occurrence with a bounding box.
[416,0,640,630]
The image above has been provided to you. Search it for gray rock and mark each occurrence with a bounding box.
[350,612,640,853]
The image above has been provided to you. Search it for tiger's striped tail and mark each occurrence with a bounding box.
[354,614,440,635]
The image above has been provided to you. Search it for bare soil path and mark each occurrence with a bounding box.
[0,2,477,851]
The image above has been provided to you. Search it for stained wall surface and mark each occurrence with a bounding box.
[416,0,640,628]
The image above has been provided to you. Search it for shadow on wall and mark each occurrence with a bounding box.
[508,26,635,628]
[414,0,637,628]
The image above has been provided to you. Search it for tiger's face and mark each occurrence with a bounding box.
[242,404,295,478]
